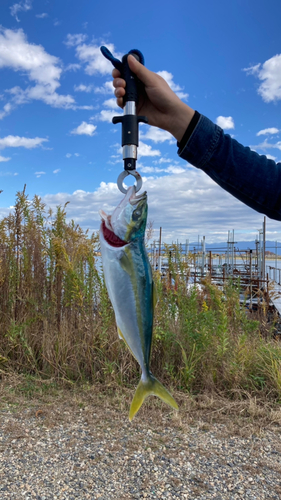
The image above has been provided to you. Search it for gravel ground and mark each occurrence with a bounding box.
[1,382,281,499]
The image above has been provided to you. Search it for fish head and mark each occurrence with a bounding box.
[101,186,147,243]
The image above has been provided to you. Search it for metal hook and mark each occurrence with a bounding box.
[117,170,142,194]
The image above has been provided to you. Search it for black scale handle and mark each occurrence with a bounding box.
[100,46,148,171]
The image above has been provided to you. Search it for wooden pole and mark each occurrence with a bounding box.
[263,216,266,282]
[159,227,162,272]
[249,249,252,311]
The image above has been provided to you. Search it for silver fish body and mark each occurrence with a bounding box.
[99,186,178,420]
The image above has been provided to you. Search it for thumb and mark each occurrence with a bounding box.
[127,54,155,86]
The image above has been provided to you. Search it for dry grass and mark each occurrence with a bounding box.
[0,187,119,382]
[1,372,281,438]
[1,188,281,409]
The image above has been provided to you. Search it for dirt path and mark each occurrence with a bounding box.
[1,376,281,499]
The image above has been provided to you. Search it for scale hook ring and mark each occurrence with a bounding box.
[117,170,142,194]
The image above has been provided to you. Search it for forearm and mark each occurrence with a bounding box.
[178,114,281,221]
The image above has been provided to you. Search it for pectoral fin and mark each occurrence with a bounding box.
[117,327,137,361]
[117,327,123,340]
[120,250,133,275]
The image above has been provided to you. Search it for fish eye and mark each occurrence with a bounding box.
[132,208,141,220]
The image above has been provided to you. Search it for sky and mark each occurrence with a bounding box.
[0,0,281,244]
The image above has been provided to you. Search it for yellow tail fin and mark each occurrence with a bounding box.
[129,374,178,421]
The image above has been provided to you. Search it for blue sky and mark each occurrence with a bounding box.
[0,0,281,243]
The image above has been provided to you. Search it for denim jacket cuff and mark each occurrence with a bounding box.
[177,114,222,169]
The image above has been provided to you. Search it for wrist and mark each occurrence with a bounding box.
[168,103,195,142]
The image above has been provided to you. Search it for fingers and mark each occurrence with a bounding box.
[113,78,125,90]
[112,68,121,78]
[112,55,155,91]
[114,86,125,98]
[127,54,155,86]
[116,97,123,108]
[112,72,125,107]
[112,56,153,108]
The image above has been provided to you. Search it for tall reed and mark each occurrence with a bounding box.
[1,189,281,401]
[0,187,116,381]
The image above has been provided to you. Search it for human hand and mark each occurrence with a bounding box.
[112,55,195,142]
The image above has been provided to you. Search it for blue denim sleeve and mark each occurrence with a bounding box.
[178,114,281,221]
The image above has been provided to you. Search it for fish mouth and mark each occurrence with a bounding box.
[129,188,147,206]
[101,220,127,248]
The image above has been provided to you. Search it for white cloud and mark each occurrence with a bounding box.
[139,164,185,174]
[138,166,155,174]
[140,127,174,144]
[65,63,81,72]
[266,154,277,161]
[74,84,93,93]
[66,153,72,158]
[244,55,281,102]
[0,135,48,149]
[0,103,13,120]
[70,41,122,76]
[40,168,274,243]
[0,171,17,176]
[157,70,189,100]
[257,127,279,136]
[0,28,78,116]
[36,13,48,19]
[165,166,185,174]
[64,34,88,48]
[71,122,97,136]
[10,0,32,22]
[74,153,80,157]
[53,169,60,174]
[153,157,174,164]
[94,81,114,94]
[138,141,161,158]
[35,171,45,178]
[216,116,235,130]
[77,105,94,110]
[103,98,119,109]
[250,139,281,152]
[244,63,260,75]
[99,109,122,122]
[0,156,11,162]
[27,85,75,108]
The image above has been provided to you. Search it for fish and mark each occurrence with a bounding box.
[99,185,178,421]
